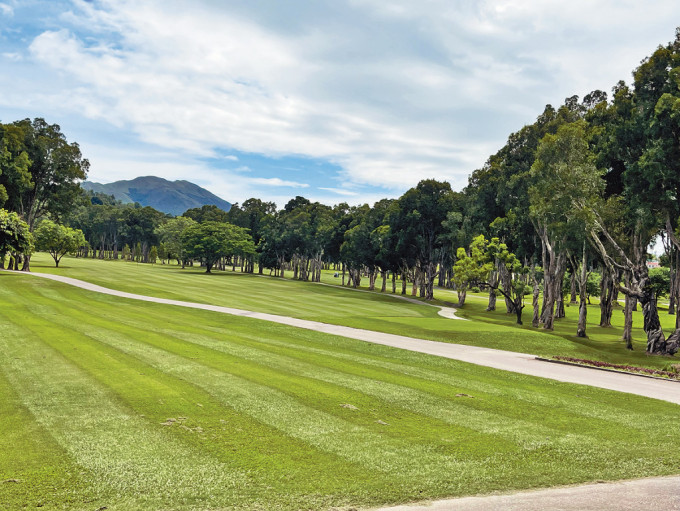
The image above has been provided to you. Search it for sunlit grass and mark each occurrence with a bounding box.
[29,253,679,369]
[1,272,680,510]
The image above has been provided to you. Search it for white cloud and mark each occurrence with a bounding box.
[5,0,680,204]
[251,177,309,188]
[318,187,359,197]
[0,3,13,16]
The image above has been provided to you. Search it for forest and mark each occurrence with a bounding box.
[3,31,680,357]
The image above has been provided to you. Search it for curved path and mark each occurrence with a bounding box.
[13,270,680,406]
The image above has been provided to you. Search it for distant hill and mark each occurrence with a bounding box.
[82,176,231,216]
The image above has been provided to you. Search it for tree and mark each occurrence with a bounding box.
[0,124,31,209]
[0,208,33,269]
[182,221,254,273]
[158,216,197,267]
[0,118,89,270]
[149,245,158,264]
[34,219,86,267]
[392,180,456,300]
[183,204,230,223]
[158,242,168,264]
[452,235,492,307]
[529,120,603,330]
[486,237,531,325]
[120,206,165,263]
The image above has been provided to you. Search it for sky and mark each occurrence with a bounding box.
[1,1,679,209]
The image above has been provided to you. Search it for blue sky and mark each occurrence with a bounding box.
[2,0,680,208]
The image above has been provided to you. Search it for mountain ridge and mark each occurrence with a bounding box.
[82,176,231,216]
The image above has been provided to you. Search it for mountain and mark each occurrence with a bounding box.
[82,176,231,216]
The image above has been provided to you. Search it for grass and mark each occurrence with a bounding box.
[2,271,680,510]
[27,253,680,370]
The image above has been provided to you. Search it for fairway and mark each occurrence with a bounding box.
[2,272,680,510]
[30,253,680,370]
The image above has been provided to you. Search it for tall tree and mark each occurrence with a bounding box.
[529,120,602,330]
[392,179,455,300]
[0,118,88,270]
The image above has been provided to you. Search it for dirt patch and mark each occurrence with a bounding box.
[340,403,359,410]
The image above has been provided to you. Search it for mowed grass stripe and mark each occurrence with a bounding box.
[29,277,680,483]
[30,253,678,370]
[33,254,429,320]
[4,273,680,510]
[41,281,589,451]
[2,278,403,505]
[194,323,664,431]
[0,292,255,510]
[0,363,95,511]
[35,289,488,480]
[76,281,671,439]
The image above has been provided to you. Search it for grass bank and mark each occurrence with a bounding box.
[28,253,679,370]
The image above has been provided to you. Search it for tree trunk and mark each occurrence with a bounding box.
[487,270,498,311]
[599,268,616,327]
[381,270,387,292]
[532,279,540,328]
[576,244,588,338]
[623,295,633,350]
[500,263,514,313]
[457,290,466,307]
[392,272,396,294]
[514,300,523,325]
[643,297,666,354]
[556,295,565,319]
[401,270,407,295]
[570,271,578,304]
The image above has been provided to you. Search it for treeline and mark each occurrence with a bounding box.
[4,30,680,356]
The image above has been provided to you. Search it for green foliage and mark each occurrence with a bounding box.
[182,221,254,273]
[648,267,671,298]
[122,243,131,261]
[158,216,196,264]
[183,204,229,223]
[530,120,604,234]
[149,245,158,264]
[453,235,493,297]
[0,118,88,230]
[0,208,33,262]
[34,219,85,267]
[158,242,167,263]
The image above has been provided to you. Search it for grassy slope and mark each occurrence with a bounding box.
[1,272,680,510]
[29,253,679,370]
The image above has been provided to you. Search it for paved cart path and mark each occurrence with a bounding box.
[12,270,680,406]
[374,475,680,511]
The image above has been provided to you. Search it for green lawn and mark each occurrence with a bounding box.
[1,272,680,510]
[27,253,680,370]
